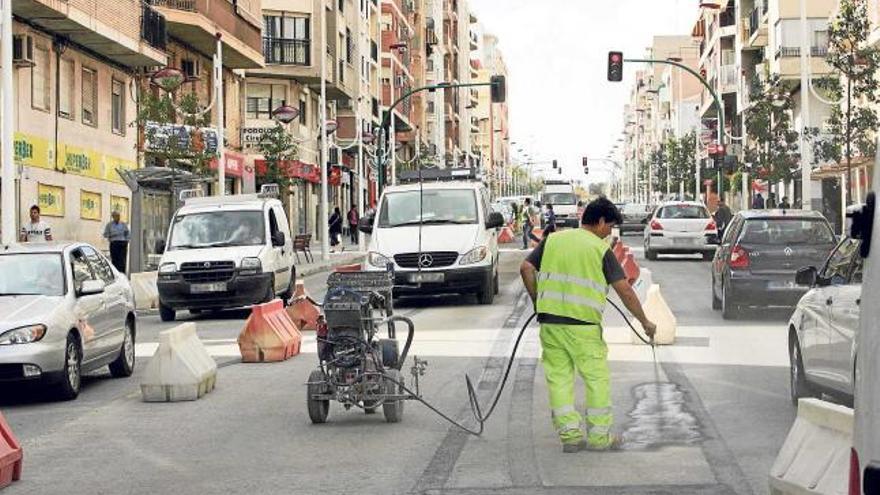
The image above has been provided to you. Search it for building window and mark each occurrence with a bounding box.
[346,28,353,64]
[427,58,434,71]
[428,101,435,113]
[338,0,344,12]
[246,83,286,120]
[81,67,97,127]
[111,79,125,135]
[181,58,199,79]
[31,45,50,111]
[263,15,311,65]
[299,96,307,125]
[58,58,74,118]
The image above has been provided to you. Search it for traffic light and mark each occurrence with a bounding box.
[490,75,506,103]
[607,51,623,82]
[582,157,589,175]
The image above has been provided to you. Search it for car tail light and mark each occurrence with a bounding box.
[730,245,750,269]
[849,448,861,495]
[706,220,717,231]
[650,220,663,231]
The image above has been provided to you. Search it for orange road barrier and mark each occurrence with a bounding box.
[0,412,22,489]
[498,226,515,244]
[612,240,627,263]
[287,280,320,331]
[529,228,544,248]
[239,300,302,362]
[622,252,641,285]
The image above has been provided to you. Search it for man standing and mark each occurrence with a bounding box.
[521,197,541,250]
[543,204,557,238]
[347,205,359,245]
[779,196,792,209]
[520,198,656,453]
[713,200,733,242]
[752,192,766,209]
[20,205,53,243]
[103,211,130,274]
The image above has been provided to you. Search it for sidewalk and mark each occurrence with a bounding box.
[296,240,365,278]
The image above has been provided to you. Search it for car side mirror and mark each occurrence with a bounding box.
[271,231,286,247]
[78,279,105,297]
[486,212,505,230]
[795,266,818,287]
[155,239,166,255]
[358,216,374,235]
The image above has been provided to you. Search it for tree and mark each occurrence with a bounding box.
[808,0,880,205]
[256,123,300,189]
[743,74,800,195]
[661,131,697,197]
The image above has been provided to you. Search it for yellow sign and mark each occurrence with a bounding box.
[60,144,103,180]
[104,154,138,184]
[80,190,102,221]
[110,195,130,223]
[14,132,52,170]
[37,183,65,217]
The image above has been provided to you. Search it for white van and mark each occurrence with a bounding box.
[155,187,295,321]
[359,169,505,304]
[541,180,579,228]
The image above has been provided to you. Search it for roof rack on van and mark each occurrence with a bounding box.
[259,184,280,198]
[179,188,205,202]
[399,167,481,183]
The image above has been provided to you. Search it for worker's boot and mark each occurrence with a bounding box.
[586,434,622,452]
[561,439,587,454]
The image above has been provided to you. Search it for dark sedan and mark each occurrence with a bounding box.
[616,203,653,234]
[711,210,837,319]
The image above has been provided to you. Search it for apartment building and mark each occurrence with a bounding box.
[472,31,509,196]
[7,0,167,247]
[381,0,418,171]
[424,0,447,164]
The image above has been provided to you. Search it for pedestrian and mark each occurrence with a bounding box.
[511,201,520,231]
[766,193,778,209]
[103,210,130,274]
[329,206,343,252]
[713,200,733,242]
[752,192,765,210]
[521,198,541,250]
[780,196,792,210]
[543,204,557,238]
[19,205,53,243]
[520,197,656,453]
[347,205,359,245]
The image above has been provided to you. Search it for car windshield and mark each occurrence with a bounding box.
[169,211,266,250]
[739,218,836,245]
[657,205,709,219]
[542,193,577,205]
[0,253,64,296]
[378,189,478,227]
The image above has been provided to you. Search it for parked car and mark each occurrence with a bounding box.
[616,203,652,234]
[711,210,837,319]
[644,201,718,261]
[788,236,862,406]
[0,242,137,400]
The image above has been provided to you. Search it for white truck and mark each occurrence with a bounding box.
[540,180,580,228]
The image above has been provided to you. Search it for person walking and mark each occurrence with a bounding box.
[752,192,766,210]
[521,198,541,250]
[329,207,344,253]
[347,205,359,245]
[103,211,130,274]
[713,200,733,242]
[543,204,557,238]
[520,198,657,453]
[20,205,53,243]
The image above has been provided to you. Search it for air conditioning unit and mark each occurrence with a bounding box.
[13,35,35,68]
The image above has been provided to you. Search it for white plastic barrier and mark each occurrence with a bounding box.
[130,272,159,311]
[632,284,676,345]
[141,323,217,402]
[769,399,853,495]
[632,268,653,303]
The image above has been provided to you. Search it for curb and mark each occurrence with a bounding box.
[299,253,363,278]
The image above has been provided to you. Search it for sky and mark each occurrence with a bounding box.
[468,0,697,186]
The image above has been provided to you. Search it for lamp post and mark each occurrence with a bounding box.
[388,42,408,187]
[320,1,329,260]
[1,0,13,245]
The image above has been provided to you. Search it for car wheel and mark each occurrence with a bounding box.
[789,334,813,406]
[159,303,176,322]
[280,267,296,307]
[477,272,495,305]
[721,281,738,320]
[262,276,276,304]
[702,251,714,261]
[54,333,82,400]
[307,369,330,424]
[493,267,500,295]
[109,319,135,378]
[645,239,658,261]
[711,276,721,310]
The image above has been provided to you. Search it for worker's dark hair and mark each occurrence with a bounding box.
[29,205,40,214]
[524,197,531,205]
[581,197,623,226]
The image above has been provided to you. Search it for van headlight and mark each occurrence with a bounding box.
[0,324,47,345]
[240,257,262,275]
[460,246,488,265]
[158,262,177,277]
[368,252,392,269]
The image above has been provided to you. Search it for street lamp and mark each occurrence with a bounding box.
[150,67,185,92]
[272,104,300,125]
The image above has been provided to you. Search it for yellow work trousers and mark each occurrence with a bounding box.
[540,323,613,448]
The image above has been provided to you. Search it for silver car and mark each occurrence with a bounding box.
[0,242,136,400]
[789,237,862,406]
[644,201,719,261]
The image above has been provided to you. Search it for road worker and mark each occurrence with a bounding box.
[520,197,657,453]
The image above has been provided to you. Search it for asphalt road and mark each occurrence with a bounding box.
[1,240,798,495]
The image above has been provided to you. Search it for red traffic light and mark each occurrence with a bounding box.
[607,51,624,82]
[611,53,621,63]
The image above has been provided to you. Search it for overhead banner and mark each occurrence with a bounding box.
[144,122,219,156]
[37,183,65,217]
[15,132,138,184]
[80,190,102,221]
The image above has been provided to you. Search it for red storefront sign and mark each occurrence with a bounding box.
[209,150,251,179]
[254,159,321,184]
[329,166,342,186]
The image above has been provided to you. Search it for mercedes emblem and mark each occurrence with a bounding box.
[203,261,211,268]
[418,253,434,268]
[784,247,793,257]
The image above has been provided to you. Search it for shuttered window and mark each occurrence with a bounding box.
[82,67,97,126]
[31,45,49,111]
[58,58,74,118]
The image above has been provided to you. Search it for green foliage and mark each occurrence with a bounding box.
[743,74,800,184]
[256,123,300,189]
[653,132,698,195]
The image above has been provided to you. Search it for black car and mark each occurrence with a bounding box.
[711,210,838,319]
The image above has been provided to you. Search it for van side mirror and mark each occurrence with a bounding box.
[78,279,105,297]
[155,239,166,255]
[486,212,505,230]
[358,216,374,235]
[271,231,286,247]
[795,266,817,287]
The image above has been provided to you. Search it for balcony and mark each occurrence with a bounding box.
[12,0,166,67]
[469,32,478,51]
[719,65,737,94]
[263,38,310,66]
[142,4,168,51]
[748,4,769,47]
[149,0,263,68]
[775,46,801,58]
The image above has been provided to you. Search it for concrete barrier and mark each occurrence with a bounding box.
[130,271,159,311]
[0,412,22,489]
[239,300,302,362]
[634,284,676,345]
[632,268,653,303]
[141,323,217,402]
[769,399,853,495]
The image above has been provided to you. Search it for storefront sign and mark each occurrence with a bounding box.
[241,124,277,151]
[14,132,137,185]
[38,183,65,217]
[104,155,138,184]
[80,190,102,221]
[254,159,321,184]
[209,150,252,179]
[110,195,130,223]
[61,144,103,180]
[14,133,52,169]
[144,122,219,156]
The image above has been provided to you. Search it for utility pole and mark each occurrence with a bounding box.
[1,0,13,245]
[799,0,812,210]
[214,34,225,196]
[320,4,330,261]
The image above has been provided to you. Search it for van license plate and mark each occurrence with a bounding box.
[191,282,227,293]
[409,272,444,283]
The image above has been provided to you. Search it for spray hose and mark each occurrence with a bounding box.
[382,298,656,437]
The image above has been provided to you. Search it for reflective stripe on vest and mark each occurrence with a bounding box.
[536,229,609,324]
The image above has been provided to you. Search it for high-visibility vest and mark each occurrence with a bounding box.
[536,229,609,324]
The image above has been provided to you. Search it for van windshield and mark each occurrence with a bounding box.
[542,193,577,205]
[378,189,478,227]
[169,211,266,250]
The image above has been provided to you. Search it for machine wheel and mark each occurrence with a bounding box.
[54,333,82,401]
[380,339,400,369]
[789,334,813,406]
[307,369,330,424]
[721,282,739,320]
[108,319,135,378]
[711,276,721,310]
[383,369,404,423]
[159,303,176,322]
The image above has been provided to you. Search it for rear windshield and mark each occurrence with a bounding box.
[739,218,835,245]
[657,205,709,219]
[542,192,577,205]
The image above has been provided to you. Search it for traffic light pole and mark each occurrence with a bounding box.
[625,58,725,203]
